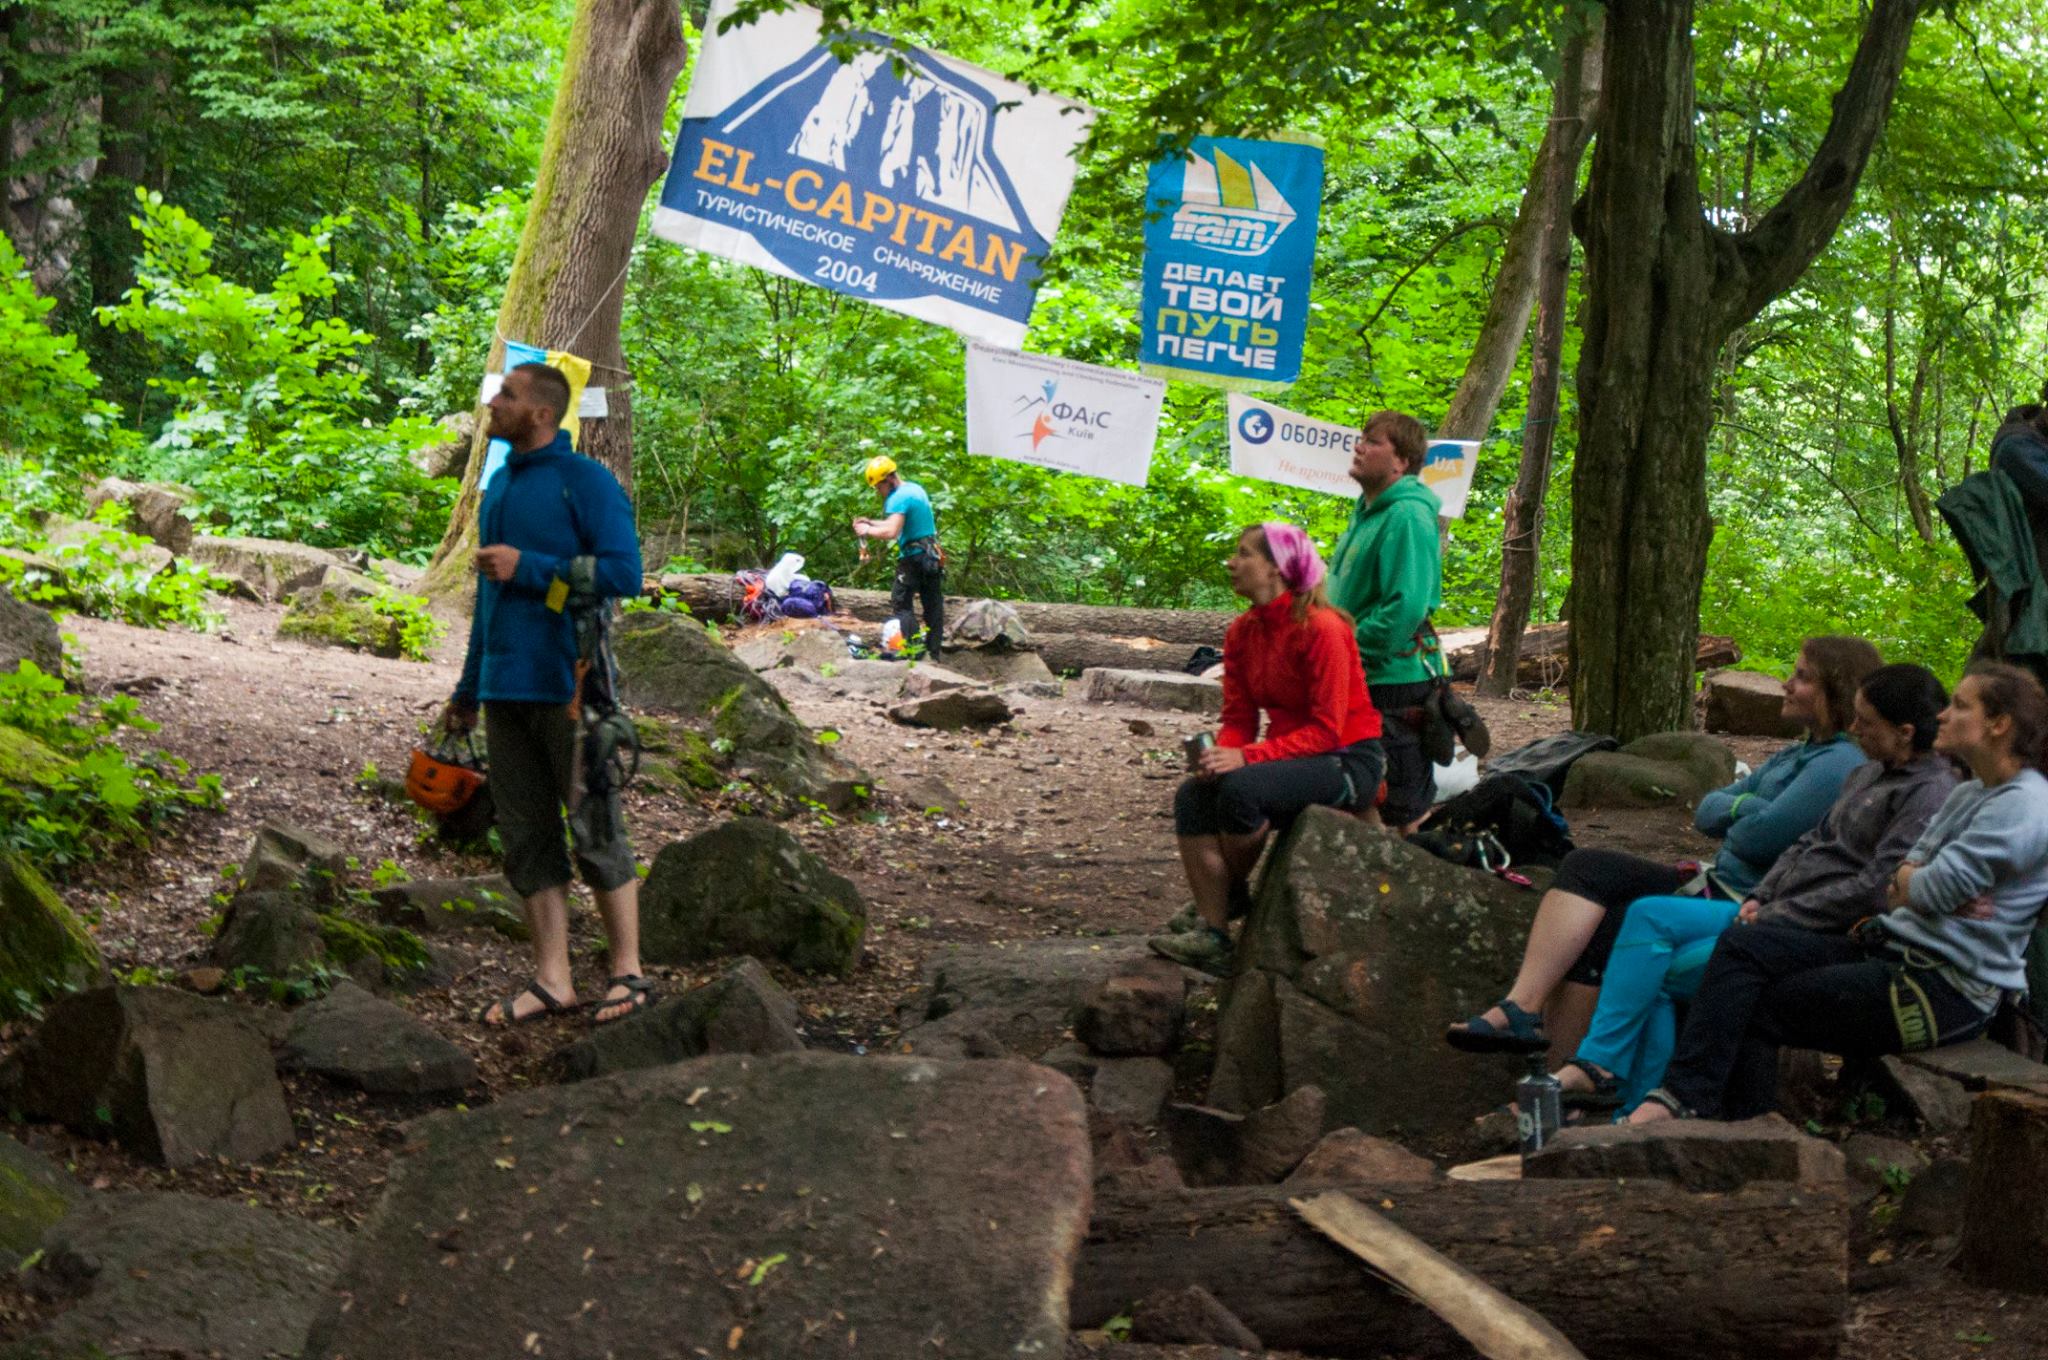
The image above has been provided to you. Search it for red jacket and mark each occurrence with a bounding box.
[1218,593,1381,763]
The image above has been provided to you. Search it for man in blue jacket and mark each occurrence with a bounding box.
[442,362,649,1026]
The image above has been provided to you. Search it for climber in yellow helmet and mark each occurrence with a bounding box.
[853,456,944,654]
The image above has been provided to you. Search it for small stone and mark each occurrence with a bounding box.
[1841,1132,1928,1199]
[887,688,1013,730]
[180,966,226,994]
[239,823,347,899]
[1089,1057,1176,1126]
[1895,1157,1970,1238]
[1285,1126,1439,1184]
[1237,1084,1327,1183]
[1878,1054,1973,1134]
[1075,958,1186,1057]
[551,959,806,1082]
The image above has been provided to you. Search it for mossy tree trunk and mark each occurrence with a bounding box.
[1568,0,1923,740]
[423,0,688,602]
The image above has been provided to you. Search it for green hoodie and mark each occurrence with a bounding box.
[1325,474,1443,685]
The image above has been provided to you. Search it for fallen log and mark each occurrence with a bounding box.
[654,572,1235,646]
[1036,633,1202,676]
[1075,1179,1847,1360]
[1439,624,1740,687]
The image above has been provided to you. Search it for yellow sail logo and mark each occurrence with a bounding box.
[1169,148,1297,258]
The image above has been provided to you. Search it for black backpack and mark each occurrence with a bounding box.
[1484,731,1619,800]
[1408,772,1575,875]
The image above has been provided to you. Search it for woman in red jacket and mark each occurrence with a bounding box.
[1151,522,1385,974]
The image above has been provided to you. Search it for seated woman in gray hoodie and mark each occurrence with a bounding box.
[1635,663,2048,1123]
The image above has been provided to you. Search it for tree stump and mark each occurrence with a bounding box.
[1959,1088,2048,1293]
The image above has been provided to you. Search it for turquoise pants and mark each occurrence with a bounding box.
[1576,894,1739,1110]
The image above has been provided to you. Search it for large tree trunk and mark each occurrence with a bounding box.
[1568,0,1923,740]
[422,0,687,600]
[1074,1180,1848,1359]
[1478,20,1600,697]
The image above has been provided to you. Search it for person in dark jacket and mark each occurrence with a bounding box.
[443,362,649,1027]
[1551,664,1957,1113]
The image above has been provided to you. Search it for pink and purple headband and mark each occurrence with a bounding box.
[1260,521,1325,595]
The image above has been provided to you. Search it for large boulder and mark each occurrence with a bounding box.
[0,986,293,1166]
[410,410,476,480]
[895,936,1161,1058]
[0,1134,78,1270]
[1702,668,1801,738]
[1081,667,1225,714]
[1561,731,1737,810]
[613,611,865,804]
[301,1055,1091,1359]
[1207,808,1537,1146]
[551,957,806,1081]
[1076,957,1188,1056]
[211,890,325,975]
[640,818,867,976]
[941,648,1056,686]
[0,585,62,677]
[185,534,347,603]
[10,1191,346,1360]
[278,980,477,1095]
[39,514,173,578]
[0,853,104,1019]
[84,477,195,554]
[277,565,408,657]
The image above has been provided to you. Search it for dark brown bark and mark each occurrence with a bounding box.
[1479,20,1600,697]
[1960,1089,2048,1293]
[1075,1179,1848,1359]
[423,0,687,599]
[1882,241,1940,545]
[656,573,1236,647]
[1569,0,1923,740]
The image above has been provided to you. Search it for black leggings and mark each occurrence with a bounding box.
[1369,681,1437,825]
[1663,923,1991,1119]
[1550,848,1708,985]
[1175,741,1386,837]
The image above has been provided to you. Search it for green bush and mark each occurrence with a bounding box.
[0,661,223,873]
[0,502,226,632]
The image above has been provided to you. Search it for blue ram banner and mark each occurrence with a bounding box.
[1139,134,1324,388]
[652,0,1094,348]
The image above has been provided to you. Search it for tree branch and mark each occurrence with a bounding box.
[1715,0,1925,329]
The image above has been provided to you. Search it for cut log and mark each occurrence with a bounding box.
[1075,1179,1847,1360]
[1441,623,1739,687]
[654,573,1234,646]
[1037,633,1204,676]
[1959,1089,2048,1294]
[1292,1191,1586,1360]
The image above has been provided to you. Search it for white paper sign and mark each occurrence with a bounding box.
[1421,439,1480,518]
[1226,392,1359,497]
[964,342,1165,486]
[652,0,1095,348]
[479,374,606,419]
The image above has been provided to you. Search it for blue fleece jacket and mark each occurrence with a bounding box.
[1694,733,1867,895]
[453,431,642,706]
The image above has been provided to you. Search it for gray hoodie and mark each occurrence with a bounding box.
[1879,767,2048,1001]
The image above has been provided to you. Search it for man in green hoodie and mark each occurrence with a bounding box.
[1326,410,1443,828]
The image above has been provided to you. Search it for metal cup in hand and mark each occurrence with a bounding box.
[1183,731,1216,772]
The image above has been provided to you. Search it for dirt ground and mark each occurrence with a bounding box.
[2,600,2044,1358]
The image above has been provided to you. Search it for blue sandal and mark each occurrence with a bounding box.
[1445,998,1550,1054]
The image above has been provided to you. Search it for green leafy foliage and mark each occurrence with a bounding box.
[0,502,227,632]
[0,661,223,874]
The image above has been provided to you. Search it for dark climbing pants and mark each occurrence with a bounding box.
[892,551,944,652]
[484,701,637,898]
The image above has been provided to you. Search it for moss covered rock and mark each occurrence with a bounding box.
[277,583,405,659]
[633,716,725,793]
[0,853,104,1020]
[641,817,867,976]
[0,584,63,677]
[0,1131,79,1270]
[0,726,72,786]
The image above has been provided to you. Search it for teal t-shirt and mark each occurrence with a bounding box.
[885,480,937,556]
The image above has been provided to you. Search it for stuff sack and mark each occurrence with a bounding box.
[1485,731,1620,799]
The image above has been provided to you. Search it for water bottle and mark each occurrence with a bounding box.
[1516,1060,1562,1158]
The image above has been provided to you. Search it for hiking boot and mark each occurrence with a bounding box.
[1149,925,1235,977]
[1162,902,1204,934]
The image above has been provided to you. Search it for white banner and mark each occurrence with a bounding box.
[1226,392,1358,497]
[1422,439,1480,518]
[652,0,1095,348]
[965,342,1165,486]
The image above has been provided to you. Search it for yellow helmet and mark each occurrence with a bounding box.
[863,456,898,488]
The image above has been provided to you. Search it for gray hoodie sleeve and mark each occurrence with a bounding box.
[1907,780,2048,916]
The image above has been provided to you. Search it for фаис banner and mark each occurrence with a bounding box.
[1139,134,1324,388]
[652,0,1095,349]
[965,342,1166,486]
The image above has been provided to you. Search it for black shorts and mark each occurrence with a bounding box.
[484,701,638,898]
[1175,740,1386,837]
[1551,847,1723,985]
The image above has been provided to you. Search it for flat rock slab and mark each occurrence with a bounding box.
[10,1190,346,1360]
[278,980,477,1095]
[1285,1127,1439,1185]
[1081,668,1224,715]
[303,1054,1091,1359]
[888,687,1014,729]
[897,937,1161,1058]
[551,958,806,1081]
[940,647,1056,686]
[732,627,851,672]
[1090,1057,1177,1125]
[1703,668,1801,738]
[185,534,346,602]
[1524,1113,1845,1191]
[1878,1054,1973,1133]
[369,874,526,939]
[1904,1037,2048,1095]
